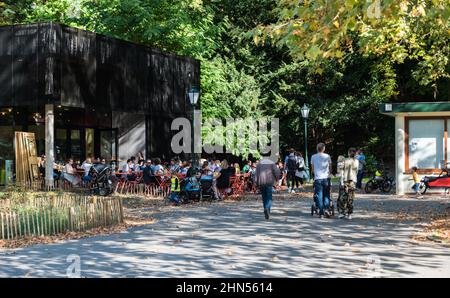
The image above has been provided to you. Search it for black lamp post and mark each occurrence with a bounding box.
[301,104,310,181]
[188,86,200,173]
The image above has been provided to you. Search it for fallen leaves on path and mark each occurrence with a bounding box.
[412,212,450,245]
[0,215,156,249]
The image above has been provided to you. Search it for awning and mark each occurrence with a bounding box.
[379,102,450,116]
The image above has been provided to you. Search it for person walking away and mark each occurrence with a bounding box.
[295,151,307,191]
[285,148,298,193]
[311,143,332,219]
[411,167,423,198]
[356,149,366,189]
[254,154,281,220]
[337,149,359,219]
[277,161,286,188]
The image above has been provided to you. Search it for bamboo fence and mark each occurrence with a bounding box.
[0,194,123,240]
[14,178,171,198]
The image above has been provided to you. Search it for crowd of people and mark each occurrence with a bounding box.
[253,144,367,220]
[36,144,369,220]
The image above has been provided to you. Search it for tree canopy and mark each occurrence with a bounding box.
[1,0,449,162]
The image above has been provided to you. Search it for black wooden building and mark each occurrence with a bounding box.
[0,22,200,167]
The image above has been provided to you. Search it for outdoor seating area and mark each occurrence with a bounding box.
[34,156,263,200]
[1,0,449,281]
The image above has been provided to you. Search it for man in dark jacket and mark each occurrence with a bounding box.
[255,154,281,220]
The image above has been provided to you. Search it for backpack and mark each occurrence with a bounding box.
[286,155,298,172]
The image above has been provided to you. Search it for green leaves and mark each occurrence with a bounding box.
[259,0,450,89]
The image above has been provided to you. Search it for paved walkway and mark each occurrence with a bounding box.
[1,193,449,277]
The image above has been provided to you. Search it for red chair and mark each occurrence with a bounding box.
[126,172,143,194]
[229,175,245,198]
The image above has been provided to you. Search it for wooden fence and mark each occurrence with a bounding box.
[0,194,123,240]
[13,179,171,199]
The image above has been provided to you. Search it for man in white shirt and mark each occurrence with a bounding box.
[311,143,332,219]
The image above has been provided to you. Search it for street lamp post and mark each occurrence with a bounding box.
[301,104,310,181]
[188,86,200,174]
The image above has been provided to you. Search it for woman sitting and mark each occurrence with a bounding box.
[200,161,213,181]
[215,160,234,193]
[62,159,81,186]
[152,158,164,176]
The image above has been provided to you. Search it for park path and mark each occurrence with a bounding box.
[0,193,449,278]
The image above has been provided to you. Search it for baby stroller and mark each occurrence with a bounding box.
[88,164,114,196]
[199,177,217,200]
[310,180,335,217]
[179,175,202,203]
[311,195,335,216]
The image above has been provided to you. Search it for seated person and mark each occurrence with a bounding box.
[38,155,46,177]
[179,161,190,176]
[169,157,181,173]
[169,171,181,205]
[62,159,81,186]
[143,160,155,185]
[216,160,234,190]
[186,161,197,177]
[242,160,252,174]
[200,161,213,180]
[81,157,93,183]
[152,158,164,176]
[121,159,136,181]
[138,160,146,171]
[234,163,241,175]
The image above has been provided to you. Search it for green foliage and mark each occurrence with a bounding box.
[256,0,450,95]
[2,0,449,162]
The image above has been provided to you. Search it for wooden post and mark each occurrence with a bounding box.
[45,104,55,190]
[6,213,10,239]
[26,210,31,237]
[1,213,4,239]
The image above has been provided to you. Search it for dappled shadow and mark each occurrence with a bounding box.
[0,195,449,278]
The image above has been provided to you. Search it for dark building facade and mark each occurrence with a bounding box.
[0,22,200,167]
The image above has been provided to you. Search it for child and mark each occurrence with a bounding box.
[411,167,423,198]
[336,155,345,187]
[170,171,181,205]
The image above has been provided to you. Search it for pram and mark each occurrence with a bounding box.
[178,175,202,203]
[310,179,335,217]
[199,177,217,200]
[88,163,114,196]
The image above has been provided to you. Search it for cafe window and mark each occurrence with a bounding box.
[408,119,446,170]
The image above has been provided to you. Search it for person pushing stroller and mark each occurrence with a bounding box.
[311,143,332,219]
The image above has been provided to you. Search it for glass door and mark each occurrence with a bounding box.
[55,128,85,163]
[96,129,118,162]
